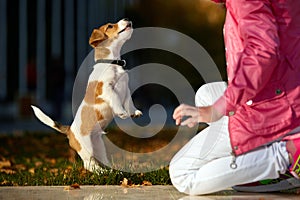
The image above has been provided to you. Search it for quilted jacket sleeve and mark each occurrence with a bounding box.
[213,0,280,116]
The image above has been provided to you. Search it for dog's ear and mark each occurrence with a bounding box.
[89,29,107,48]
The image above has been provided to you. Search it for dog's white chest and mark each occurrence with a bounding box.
[89,63,125,83]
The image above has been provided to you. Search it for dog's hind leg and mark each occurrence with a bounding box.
[90,124,110,167]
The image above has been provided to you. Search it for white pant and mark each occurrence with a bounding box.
[169,82,290,195]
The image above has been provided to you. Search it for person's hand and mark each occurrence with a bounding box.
[172,104,223,127]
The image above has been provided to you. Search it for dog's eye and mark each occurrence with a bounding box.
[107,24,113,30]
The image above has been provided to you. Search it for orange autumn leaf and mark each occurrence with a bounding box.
[142,180,152,186]
[15,164,26,171]
[0,160,11,169]
[35,161,43,167]
[64,183,80,190]
[28,168,35,174]
[120,178,130,187]
[0,168,16,174]
[70,183,80,189]
[120,178,144,188]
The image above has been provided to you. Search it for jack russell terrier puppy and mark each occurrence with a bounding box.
[31,19,142,171]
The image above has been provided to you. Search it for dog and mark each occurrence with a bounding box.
[31,19,142,171]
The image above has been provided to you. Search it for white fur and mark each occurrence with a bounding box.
[31,106,58,131]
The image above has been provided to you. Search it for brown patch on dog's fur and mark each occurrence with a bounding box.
[95,97,105,104]
[81,80,106,136]
[53,121,70,135]
[67,129,82,152]
[84,81,104,105]
[89,22,121,60]
[89,23,120,60]
[95,109,104,121]
[94,47,111,61]
[80,105,103,136]
[80,106,96,136]
[100,23,119,39]
[95,81,103,96]
[52,122,82,153]
[89,23,119,48]
[89,29,107,48]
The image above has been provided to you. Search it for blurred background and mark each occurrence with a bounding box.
[0,0,226,133]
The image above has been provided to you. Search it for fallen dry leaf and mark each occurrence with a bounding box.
[71,183,81,189]
[28,168,35,174]
[64,183,81,190]
[142,180,152,186]
[1,180,9,185]
[0,168,16,174]
[120,178,130,187]
[0,160,11,169]
[50,168,59,176]
[120,178,143,188]
[45,158,56,165]
[15,164,26,171]
[35,161,43,167]
[0,159,15,174]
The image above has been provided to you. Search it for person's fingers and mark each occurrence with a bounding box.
[173,107,182,125]
[173,104,188,123]
[173,104,200,126]
[180,116,197,127]
[175,117,181,126]
[180,117,190,126]
[173,104,186,117]
[172,105,180,120]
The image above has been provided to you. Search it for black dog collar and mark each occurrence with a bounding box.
[96,59,126,68]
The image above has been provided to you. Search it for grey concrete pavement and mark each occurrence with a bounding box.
[0,185,299,200]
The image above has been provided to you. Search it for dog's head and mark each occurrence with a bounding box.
[89,19,133,50]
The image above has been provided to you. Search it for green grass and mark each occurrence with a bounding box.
[0,130,174,186]
[1,160,170,186]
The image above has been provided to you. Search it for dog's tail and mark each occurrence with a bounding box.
[31,105,70,135]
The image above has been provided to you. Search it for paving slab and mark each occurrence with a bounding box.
[0,185,299,200]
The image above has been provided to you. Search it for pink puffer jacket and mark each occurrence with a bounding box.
[212,0,300,155]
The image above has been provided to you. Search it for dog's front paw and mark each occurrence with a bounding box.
[131,110,142,118]
[117,111,129,119]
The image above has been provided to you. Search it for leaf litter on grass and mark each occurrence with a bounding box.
[0,130,177,186]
